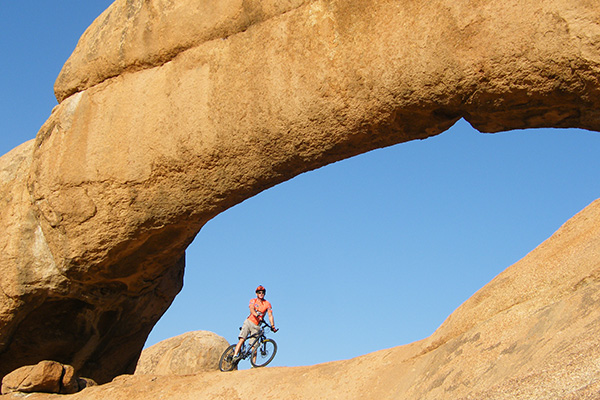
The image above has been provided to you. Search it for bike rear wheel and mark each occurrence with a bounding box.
[219,344,239,372]
[251,339,277,368]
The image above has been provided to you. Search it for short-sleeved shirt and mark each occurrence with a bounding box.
[248,298,272,325]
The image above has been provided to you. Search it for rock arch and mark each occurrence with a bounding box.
[0,0,599,383]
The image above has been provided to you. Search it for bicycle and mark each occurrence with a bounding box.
[219,320,278,371]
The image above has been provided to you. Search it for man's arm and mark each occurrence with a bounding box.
[268,309,275,328]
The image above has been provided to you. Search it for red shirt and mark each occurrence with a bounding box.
[248,298,272,325]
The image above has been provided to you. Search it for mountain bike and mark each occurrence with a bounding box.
[219,320,278,371]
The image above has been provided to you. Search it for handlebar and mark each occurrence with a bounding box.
[260,320,278,332]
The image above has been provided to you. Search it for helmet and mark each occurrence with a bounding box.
[256,285,266,294]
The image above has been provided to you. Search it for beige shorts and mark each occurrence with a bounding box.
[239,318,260,340]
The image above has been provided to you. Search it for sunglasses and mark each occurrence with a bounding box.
[256,291,265,294]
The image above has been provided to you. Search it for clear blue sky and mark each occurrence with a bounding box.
[2,2,599,370]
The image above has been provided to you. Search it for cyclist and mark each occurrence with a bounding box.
[232,285,276,361]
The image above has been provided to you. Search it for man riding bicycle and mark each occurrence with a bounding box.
[232,285,276,361]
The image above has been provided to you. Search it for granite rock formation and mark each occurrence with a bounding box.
[134,331,229,375]
[1,360,84,395]
[0,0,599,386]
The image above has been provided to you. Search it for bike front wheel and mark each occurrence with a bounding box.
[219,344,238,372]
[251,339,277,368]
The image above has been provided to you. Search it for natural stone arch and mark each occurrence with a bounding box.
[0,0,599,383]
[147,119,599,368]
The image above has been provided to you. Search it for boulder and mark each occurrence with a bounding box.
[134,331,230,375]
[1,0,600,384]
[1,360,79,395]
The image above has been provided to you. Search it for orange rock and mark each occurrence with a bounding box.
[2,361,65,395]
[134,331,229,375]
[1,0,600,387]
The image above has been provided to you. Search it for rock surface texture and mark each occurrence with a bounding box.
[0,0,599,391]
[134,331,229,375]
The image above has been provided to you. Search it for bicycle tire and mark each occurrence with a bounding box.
[251,339,277,368]
[219,344,238,372]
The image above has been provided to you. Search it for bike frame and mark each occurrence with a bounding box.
[239,320,272,359]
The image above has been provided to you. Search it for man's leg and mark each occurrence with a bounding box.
[234,320,251,358]
[233,337,245,357]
